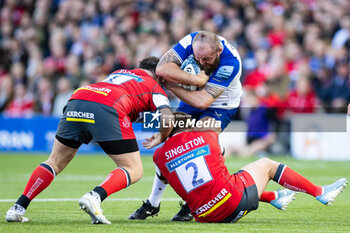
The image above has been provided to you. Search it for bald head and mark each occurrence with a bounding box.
[192,31,223,74]
[193,31,222,51]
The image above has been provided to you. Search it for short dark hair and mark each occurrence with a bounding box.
[139,56,160,74]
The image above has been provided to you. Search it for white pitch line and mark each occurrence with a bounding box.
[0,174,156,182]
[0,198,181,203]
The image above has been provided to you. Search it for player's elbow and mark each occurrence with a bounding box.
[156,63,180,82]
[156,65,167,79]
[194,92,215,110]
[194,100,212,110]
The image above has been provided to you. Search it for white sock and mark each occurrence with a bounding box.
[148,175,167,207]
[218,138,225,155]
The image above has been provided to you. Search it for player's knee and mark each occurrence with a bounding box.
[257,157,279,177]
[257,157,272,165]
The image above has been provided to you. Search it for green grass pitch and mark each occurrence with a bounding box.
[0,154,349,233]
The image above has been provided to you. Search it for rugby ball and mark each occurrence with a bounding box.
[179,55,200,91]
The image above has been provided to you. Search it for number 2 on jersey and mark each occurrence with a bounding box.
[185,162,204,187]
[176,156,213,193]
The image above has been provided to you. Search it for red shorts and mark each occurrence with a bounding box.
[221,170,259,223]
[235,170,256,189]
[195,170,259,223]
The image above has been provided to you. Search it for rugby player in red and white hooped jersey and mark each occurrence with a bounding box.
[129,31,243,221]
[152,113,347,223]
[5,57,174,224]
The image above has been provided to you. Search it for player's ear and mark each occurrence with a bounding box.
[218,46,223,54]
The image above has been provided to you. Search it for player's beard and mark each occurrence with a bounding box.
[197,55,220,75]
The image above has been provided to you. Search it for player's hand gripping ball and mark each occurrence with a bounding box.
[179,55,201,91]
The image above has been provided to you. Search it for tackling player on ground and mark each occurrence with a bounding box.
[129,31,243,221]
[5,57,174,224]
[152,113,347,223]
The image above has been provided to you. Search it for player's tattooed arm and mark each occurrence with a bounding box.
[157,50,182,67]
[156,50,196,84]
[204,85,225,99]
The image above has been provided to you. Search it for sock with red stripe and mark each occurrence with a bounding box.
[259,191,276,203]
[16,163,56,209]
[93,168,131,202]
[273,164,322,197]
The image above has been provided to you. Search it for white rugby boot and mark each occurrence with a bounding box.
[79,191,111,224]
[316,178,348,205]
[6,204,29,222]
[270,189,297,211]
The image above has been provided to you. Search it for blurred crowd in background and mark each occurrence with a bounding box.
[1,0,350,116]
[0,0,349,153]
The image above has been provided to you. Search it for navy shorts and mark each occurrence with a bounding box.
[56,99,138,154]
[176,102,238,131]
